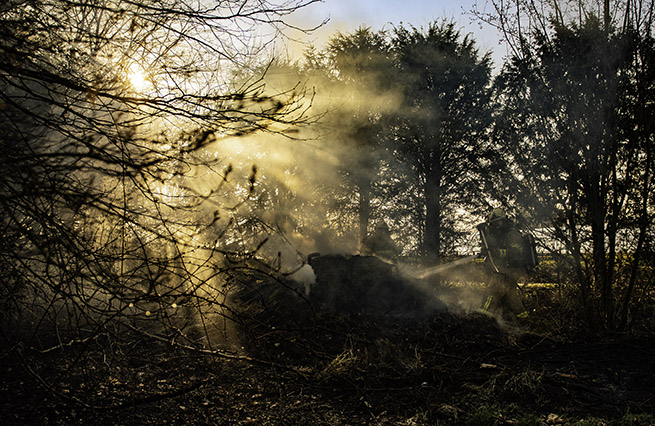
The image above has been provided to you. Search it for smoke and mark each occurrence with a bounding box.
[176,57,411,267]
[167,38,498,332]
[287,263,316,296]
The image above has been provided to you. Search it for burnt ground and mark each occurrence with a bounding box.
[2,259,655,425]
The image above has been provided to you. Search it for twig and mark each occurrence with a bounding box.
[95,381,205,411]
[122,321,310,375]
[32,334,100,354]
[18,348,98,410]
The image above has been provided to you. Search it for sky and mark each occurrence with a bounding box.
[285,0,508,67]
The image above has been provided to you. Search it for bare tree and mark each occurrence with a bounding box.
[470,0,654,59]
[0,0,318,352]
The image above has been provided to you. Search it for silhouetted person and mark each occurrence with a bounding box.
[363,221,401,261]
[477,208,529,321]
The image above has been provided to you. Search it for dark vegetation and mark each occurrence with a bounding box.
[2,0,655,424]
[2,260,655,425]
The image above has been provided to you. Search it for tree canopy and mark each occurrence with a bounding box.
[490,2,655,330]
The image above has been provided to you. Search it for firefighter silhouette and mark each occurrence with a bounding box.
[477,208,529,321]
[363,221,401,261]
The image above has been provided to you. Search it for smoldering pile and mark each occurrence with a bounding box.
[232,254,448,332]
[307,254,447,317]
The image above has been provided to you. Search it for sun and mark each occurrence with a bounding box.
[127,63,148,91]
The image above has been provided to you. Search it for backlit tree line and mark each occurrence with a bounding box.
[291,0,655,330]
[1,0,654,347]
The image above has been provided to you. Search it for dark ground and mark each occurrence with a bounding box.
[2,258,655,425]
[3,313,654,425]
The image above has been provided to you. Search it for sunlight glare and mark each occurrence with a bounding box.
[128,64,148,91]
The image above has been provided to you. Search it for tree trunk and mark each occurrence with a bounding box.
[358,178,371,252]
[567,174,595,329]
[424,152,441,264]
[589,181,611,329]
[619,139,653,329]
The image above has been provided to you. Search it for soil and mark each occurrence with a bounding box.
[2,260,655,425]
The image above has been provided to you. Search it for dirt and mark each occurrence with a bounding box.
[2,261,655,425]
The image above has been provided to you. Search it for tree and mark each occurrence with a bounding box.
[391,21,494,261]
[0,0,316,347]
[493,14,655,329]
[471,0,620,60]
[616,29,655,329]
[320,27,396,248]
